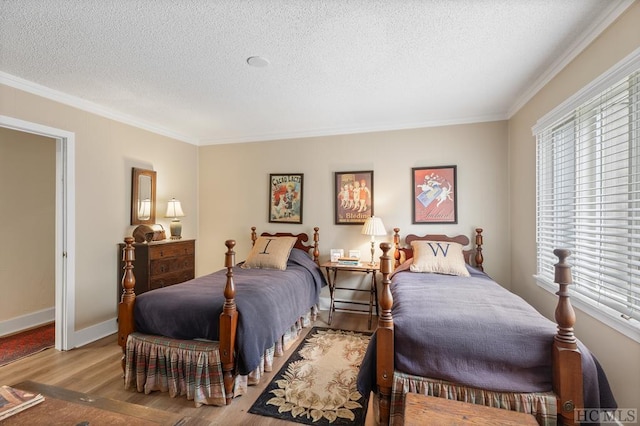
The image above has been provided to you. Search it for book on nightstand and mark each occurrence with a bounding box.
[337,257,360,266]
[0,385,45,421]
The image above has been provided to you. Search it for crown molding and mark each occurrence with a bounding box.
[0,71,198,145]
[507,0,636,118]
[198,113,508,146]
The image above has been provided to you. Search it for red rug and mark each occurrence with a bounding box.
[0,323,55,366]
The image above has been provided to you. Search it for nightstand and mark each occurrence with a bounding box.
[321,261,380,329]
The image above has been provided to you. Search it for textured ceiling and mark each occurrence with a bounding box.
[0,1,633,145]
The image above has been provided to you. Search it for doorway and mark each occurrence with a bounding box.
[0,115,75,350]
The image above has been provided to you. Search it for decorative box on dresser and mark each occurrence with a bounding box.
[117,239,195,299]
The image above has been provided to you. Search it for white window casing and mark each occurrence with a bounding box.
[533,48,640,343]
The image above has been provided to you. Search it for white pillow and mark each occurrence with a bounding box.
[409,240,470,277]
[242,236,297,270]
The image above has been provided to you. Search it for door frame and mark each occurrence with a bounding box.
[0,115,75,350]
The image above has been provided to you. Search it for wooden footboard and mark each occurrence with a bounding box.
[375,239,583,425]
[117,238,239,377]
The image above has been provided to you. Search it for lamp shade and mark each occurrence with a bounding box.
[361,216,386,237]
[165,198,185,218]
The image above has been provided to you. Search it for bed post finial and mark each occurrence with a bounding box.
[120,237,136,304]
[251,227,257,246]
[220,239,239,404]
[223,240,236,302]
[553,248,575,344]
[552,248,583,424]
[474,228,484,271]
[379,242,394,326]
[313,227,320,263]
[393,228,401,267]
[377,241,394,425]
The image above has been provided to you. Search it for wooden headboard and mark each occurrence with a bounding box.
[250,226,320,263]
[392,227,484,271]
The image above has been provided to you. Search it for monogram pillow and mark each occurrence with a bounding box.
[409,240,470,277]
[242,236,297,270]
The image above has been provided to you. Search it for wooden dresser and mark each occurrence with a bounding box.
[117,239,195,299]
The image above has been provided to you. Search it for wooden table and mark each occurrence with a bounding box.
[321,261,379,329]
[3,381,205,425]
[403,392,539,425]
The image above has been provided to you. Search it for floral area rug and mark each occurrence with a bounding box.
[249,327,371,425]
[0,323,55,367]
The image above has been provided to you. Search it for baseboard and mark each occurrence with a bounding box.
[0,308,54,337]
[318,295,331,311]
[71,317,117,349]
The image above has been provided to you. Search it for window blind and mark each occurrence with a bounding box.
[535,59,640,331]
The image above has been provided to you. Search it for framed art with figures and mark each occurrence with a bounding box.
[412,165,457,224]
[334,170,373,225]
[269,173,303,224]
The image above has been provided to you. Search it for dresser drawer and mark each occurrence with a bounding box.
[150,256,195,275]
[149,241,195,260]
[149,269,195,290]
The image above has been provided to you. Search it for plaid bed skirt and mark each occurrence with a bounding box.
[124,306,317,407]
[385,371,557,426]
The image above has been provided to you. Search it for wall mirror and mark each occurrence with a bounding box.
[131,168,157,225]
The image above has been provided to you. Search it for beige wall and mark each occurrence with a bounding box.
[0,84,198,336]
[508,1,640,413]
[198,121,510,304]
[0,127,55,322]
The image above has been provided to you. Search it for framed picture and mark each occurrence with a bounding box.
[412,165,457,224]
[330,249,344,262]
[269,173,303,224]
[334,170,373,225]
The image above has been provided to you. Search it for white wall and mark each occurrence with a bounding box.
[508,1,640,413]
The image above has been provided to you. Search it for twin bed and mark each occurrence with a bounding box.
[118,226,615,425]
[357,228,616,425]
[117,227,326,406]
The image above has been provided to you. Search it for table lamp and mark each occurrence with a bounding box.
[361,216,386,265]
[165,198,185,239]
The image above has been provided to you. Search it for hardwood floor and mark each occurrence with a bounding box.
[0,311,376,425]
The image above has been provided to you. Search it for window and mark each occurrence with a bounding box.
[533,51,640,342]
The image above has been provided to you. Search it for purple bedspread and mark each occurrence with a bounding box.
[134,248,326,375]
[357,263,616,410]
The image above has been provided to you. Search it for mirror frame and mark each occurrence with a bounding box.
[131,168,157,225]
